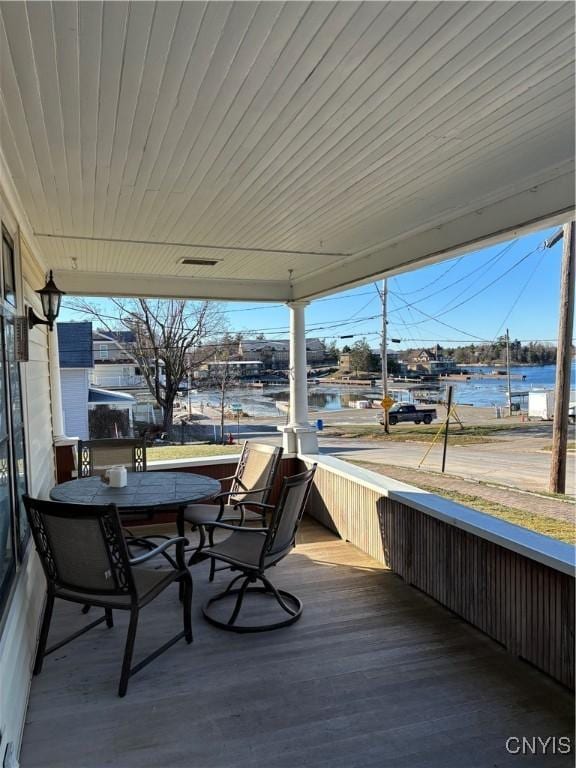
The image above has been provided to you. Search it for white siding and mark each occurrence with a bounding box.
[61,369,89,439]
[91,362,141,388]
[0,185,53,766]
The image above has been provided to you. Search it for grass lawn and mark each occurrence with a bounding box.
[322,423,529,445]
[353,461,575,544]
[147,444,240,461]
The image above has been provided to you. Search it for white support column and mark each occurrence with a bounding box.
[279,301,318,454]
[48,327,66,440]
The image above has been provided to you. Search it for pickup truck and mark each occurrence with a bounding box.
[380,403,437,426]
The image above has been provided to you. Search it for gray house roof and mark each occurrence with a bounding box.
[57,322,93,369]
[88,387,135,405]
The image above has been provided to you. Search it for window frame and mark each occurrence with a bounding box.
[0,222,29,618]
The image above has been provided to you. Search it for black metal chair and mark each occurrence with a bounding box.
[77,437,147,477]
[24,495,193,697]
[201,465,317,633]
[180,442,283,572]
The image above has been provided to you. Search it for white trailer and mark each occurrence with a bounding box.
[528,390,555,420]
[528,389,576,421]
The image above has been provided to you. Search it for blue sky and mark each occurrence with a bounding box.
[60,224,566,350]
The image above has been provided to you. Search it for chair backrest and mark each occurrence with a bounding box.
[77,438,147,478]
[23,495,135,597]
[229,442,283,505]
[263,465,317,564]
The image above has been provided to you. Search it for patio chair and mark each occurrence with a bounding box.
[77,437,147,478]
[77,436,155,541]
[23,495,193,697]
[201,465,317,632]
[179,441,283,572]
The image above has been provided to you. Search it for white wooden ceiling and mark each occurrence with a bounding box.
[0,1,574,301]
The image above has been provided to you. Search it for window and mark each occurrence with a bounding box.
[0,328,13,610]
[1,227,16,306]
[0,225,28,616]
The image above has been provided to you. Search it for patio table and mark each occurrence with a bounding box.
[50,471,221,511]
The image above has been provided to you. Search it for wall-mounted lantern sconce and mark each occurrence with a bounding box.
[28,270,65,331]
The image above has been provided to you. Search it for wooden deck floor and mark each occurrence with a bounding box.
[21,519,573,768]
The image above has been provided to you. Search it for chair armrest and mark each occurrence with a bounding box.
[227,485,273,508]
[129,537,189,566]
[236,500,275,510]
[214,477,251,500]
[209,522,269,533]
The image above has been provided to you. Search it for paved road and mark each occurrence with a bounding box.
[317,436,576,496]
[234,425,574,496]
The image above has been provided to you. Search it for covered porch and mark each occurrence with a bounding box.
[0,1,574,766]
[19,450,575,766]
[21,513,574,768]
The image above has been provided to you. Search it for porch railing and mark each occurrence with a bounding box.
[298,454,575,690]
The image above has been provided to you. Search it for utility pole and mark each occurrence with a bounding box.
[441,385,453,473]
[506,328,512,416]
[549,221,575,494]
[380,279,389,433]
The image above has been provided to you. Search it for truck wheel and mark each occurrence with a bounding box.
[389,415,398,426]
[414,420,421,425]
[423,415,432,425]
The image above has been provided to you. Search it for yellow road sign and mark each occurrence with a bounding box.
[381,397,395,411]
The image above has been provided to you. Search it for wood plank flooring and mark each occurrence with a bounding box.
[21,519,574,768]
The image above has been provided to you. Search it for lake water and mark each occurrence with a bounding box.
[188,362,576,415]
[448,363,576,407]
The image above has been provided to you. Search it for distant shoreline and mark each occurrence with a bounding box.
[463,362,557,369]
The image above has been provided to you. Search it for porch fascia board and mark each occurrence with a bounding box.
[51,269,292,302]
[292,169,575,300]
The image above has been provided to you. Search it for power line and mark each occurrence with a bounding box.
[62,287,379,318]
[387,240,517,310]
[388,291,486,340]
[390,243,544,325]
[391,255,465,296]
[62,302,383,336]
[492,249,547,340]
[57,334,567,354]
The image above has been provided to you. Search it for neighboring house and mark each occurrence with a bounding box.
[57,322,93,440]
[194,359,264,380]
[239,338,326,369]
[339,349,405,375]
[92,329,144,388]
[402,346,456,374]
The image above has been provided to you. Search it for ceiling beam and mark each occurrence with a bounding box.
[52,270,291,303]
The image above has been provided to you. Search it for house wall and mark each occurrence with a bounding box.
[61,369,90,440]
[0,181,53,766]
[91,362,142,388]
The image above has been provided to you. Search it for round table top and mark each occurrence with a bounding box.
[50,471,221,510]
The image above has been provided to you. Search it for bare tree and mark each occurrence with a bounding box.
[209,336,239,444]
[70,298,223,431]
